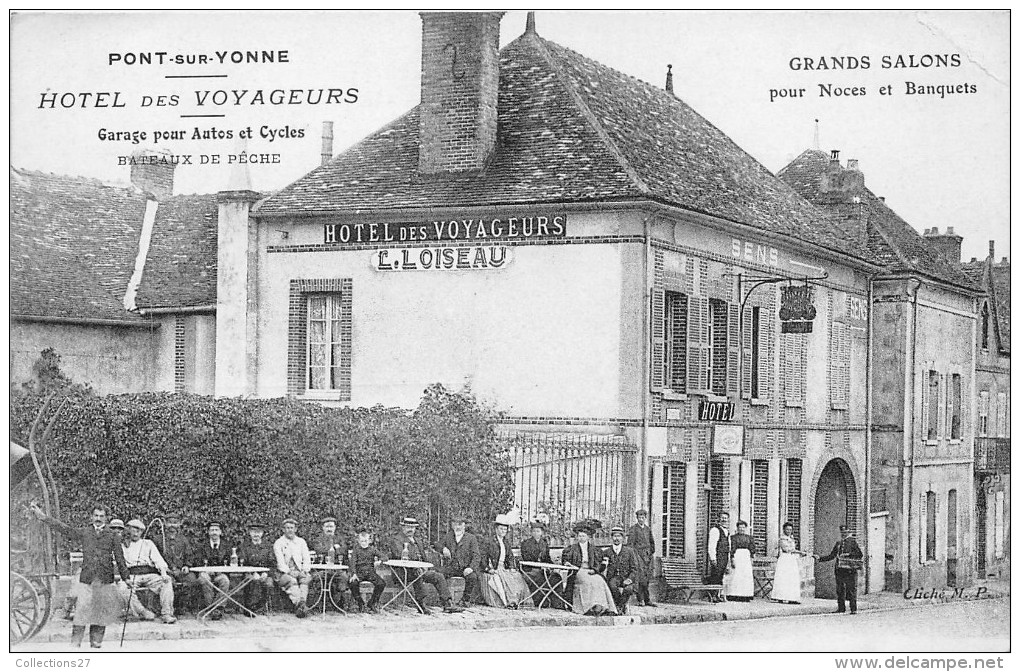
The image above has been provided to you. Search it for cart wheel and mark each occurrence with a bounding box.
[28,575,54,638]
[10,572,40,645]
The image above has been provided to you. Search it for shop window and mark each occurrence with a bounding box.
[926,371,940,441]
[707,299,729,396]
[949,374,962,440]
[664,291,688,393]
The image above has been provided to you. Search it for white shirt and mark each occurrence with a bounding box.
[123,538,168,573]
[612,544,622,554]
[497,537,507,568]
[580,542,589,566]
[708,526,728,563]
[274,534,311,574]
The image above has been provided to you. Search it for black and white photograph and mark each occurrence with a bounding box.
[7,9,1010,664]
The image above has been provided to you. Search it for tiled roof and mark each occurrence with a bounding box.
[10,167,149,322]
[777,150,978,291]
[962,258,1010,353]
[134,194,220,310]
[258,33,866,263]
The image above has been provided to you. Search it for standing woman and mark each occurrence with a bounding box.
[772,522,806,604]
[560,523,617,616]
[479,514,531,608]
[727,520,755,602]
[30,502,130,649]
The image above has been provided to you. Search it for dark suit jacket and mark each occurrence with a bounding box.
[480,536,517,570]
[627,524,656,558]
[190,539,233,568]
[311,534,349,563]
[519,537,553,564]
[160,535,191,571]
[441,531,482,573]
[239,540,276,569]
[560,541,604,571]
[818,537,863,572]
[604,545,641,583]
[39,514,129,584]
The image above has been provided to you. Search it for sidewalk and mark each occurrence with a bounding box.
[25,578,1008,646]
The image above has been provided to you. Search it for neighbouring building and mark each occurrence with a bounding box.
[962,243,1010,581]
[779,151,984,591]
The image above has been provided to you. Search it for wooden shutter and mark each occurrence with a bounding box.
[727,302,739,397]
[688,296,710,393]
[650,289,665,392]
[918,491,927,563]
[740,305,753,399]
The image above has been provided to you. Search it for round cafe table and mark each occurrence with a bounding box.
[189,566,270,621]
[519,561,576,611]
[308,563,350,615]
[383,559,433,612]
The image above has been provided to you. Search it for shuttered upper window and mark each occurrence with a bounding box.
[664,291,688,393]
[707,298,728,396]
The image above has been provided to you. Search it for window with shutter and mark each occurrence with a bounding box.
[996,392,1007,437]
[748,306,761,399]
[782,334,805,407]
[979,390,989,437]
[727,302,739,397]
[925,491,937,561]
[688,296,710,393]
[830,322,850,409]
[949,374,962,440]
[707,299,728,396]
[664,291,688,393]
[926,371,939,441]
[650,289,665,391]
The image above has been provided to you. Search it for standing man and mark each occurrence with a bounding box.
[274,518,312,618]
[706,511,731,603]
[627,509,656,607]
[238,521,276,615]
[815,524,864,615]
[388,516,464,614]
[30,502,130,649]
[439,514,482,606]
[190,521,232,620]
[519,520,567,609]
[603,525,641,614]
[120,519,177,623]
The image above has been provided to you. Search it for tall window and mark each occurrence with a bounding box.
[925,491,937,561]
[979,390,990,437]
[831,322,851,409]
[949,374,962,440]
[664,291,688,393]
[307,294,345,390]
[707,299,729,396]
[981,303,990,350]
[996,392,1007,438]
[750,306,761,399]
[926,371,940,441]
[947,489,958,557]
[994,491,1005,558]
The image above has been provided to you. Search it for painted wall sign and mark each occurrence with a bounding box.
[731,238,779,267]
[780,284,817,333]
[699,400,735,422]
[326,214,566,245]
[712,424,745,456]
[372,245,512,271]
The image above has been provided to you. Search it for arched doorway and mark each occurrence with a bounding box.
[813,458,857,599]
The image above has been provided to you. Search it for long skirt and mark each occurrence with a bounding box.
[771,553,802,602]
[727,549,754,599]
[73,580,124,626]
[571,570,617,615]
[479,569,531,608]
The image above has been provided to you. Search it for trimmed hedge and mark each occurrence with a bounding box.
[10,384,514,549]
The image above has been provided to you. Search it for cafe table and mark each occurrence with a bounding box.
[308,563,350,615]
[383,559,434,612]
[190,565,270,622]
[519,560,576,611]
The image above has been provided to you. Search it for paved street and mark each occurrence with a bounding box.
[16,597,1008,653]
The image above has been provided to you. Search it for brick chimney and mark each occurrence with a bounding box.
[418,11,504,174]
[130,148,175,201]
[924,225,963,264]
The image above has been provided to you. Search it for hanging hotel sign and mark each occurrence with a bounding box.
[326,214,566,245]
[699,400,735,422]
[712,425,744,456]
[780,284,817,333]
[372,246,512,271]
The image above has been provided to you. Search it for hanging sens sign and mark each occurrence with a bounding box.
[780,284,817,333]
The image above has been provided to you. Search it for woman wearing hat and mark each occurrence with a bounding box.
[478,514,530,608]
[560,522,617,616]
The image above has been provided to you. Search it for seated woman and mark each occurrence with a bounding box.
[479,514,531,608]
[560,523,617,616]
[727,520,755,602]
[771,522,806,604]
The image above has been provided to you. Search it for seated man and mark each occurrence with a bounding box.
[603,525,640,614]
[348,528,387,613]
[439,514,482,606]
[160,517,198,613]
[388,516,464,614]
[189,521,232,620]
[519,519,568,609]
[274,518,312,618]
[311,516,351,610]
[119,519,177,623]
[238,521,275,615]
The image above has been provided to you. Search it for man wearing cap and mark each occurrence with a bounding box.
[815,524,864,615]
[239,521,275,614]
[603,525,641,614]
[627,509,656,607]
[349,528,387,613]
[190,521,232,620]
[119,518,177,623]
[160,516,198,613]
[519,520,567,609]
[439,514,482,606]
[388,516,464,614]
[274,518,312,617]
[311,516,351,610]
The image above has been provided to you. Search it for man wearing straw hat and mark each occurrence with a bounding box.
[120,518,177,623]
[388,515,464,614]
[604,524,640,614]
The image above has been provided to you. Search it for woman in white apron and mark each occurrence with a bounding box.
[727,520,755,601]
[771,522,806,603]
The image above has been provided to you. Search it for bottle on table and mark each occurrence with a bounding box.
[230,547,239,567]
[327,545,336,565]
[401,542,410,561]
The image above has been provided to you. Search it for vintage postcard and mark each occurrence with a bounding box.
[8,9,1009,664]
